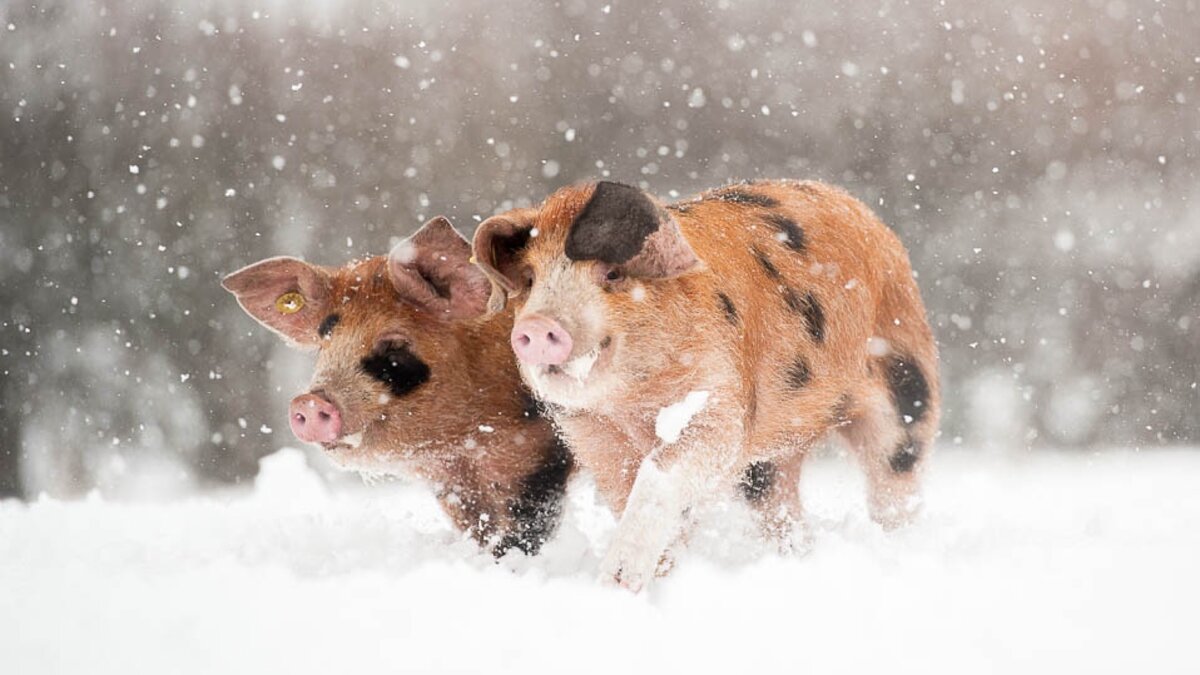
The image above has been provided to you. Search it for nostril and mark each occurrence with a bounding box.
[318,411,330,422]
[517,334,531,347]
[294,412,306,425]
[546,331,559,344]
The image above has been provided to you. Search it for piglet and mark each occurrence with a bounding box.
[223,217,572,556]
[473,180,940,589]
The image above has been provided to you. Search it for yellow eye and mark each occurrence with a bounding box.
[275,292,305,314]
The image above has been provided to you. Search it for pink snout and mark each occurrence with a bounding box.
[289,392,342,444]
[511,314,574,366]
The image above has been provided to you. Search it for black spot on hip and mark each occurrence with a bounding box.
[317,313,340,339]
[888,443,921,473]
[763,212,806,252]
[886,356,930,426]
[360,341,431,398]
[740,461,777,503]
[496,437,574,557]
[785,357,812,389]
[783,288,825,343]
[752,246,781,280]
[710,187,780,208]
[565,181,662,264]
[717,291,739,325]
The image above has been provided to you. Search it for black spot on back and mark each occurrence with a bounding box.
[800,293,825,343]
[752,246,781,280]
[740,461,777,503]
[888,443,921,473]
[783,289,825,343]
[785,357,812,389]
[360,341,431,398]
[763,212,806,252]
[496,437,574,556]
[711,187,780,208]
[717,291,739,325]
[318,313,340,339]
[565,181,662,264]
[886,356,931,426]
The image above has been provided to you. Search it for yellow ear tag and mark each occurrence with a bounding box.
[275,292,305,314]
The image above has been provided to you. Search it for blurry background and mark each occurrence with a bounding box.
[1,0,1197,499]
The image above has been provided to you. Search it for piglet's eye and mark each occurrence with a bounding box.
[604,268,624,282]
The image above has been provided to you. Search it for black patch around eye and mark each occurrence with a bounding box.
[785,357,812,389]
[740,461,776,503]
[318,313,341,339]
[717,291,739,325]
[360,342,431,398]
[888,443,921,473]
[711,188,779,208]
[496,436,574,557]
[752,246,781,280]
[783,288,825,343]
[565,181,662,264]
[763,212,806,252]
[886,356,931,427]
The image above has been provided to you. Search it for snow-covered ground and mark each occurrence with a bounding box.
[3,447,1198,675]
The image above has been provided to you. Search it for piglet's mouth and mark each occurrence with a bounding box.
[542,335,613,383]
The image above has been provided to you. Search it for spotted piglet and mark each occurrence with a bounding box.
[223,217,572,556]
[472,180,939,590]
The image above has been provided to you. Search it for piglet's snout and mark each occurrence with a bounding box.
[289,392,342,444]
[512,314,574,366]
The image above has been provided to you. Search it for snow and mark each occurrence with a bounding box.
[655,390,711,443]
[3,448,1197,674]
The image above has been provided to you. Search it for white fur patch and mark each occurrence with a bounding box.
[655,390,710,444]
[562,344,600,381]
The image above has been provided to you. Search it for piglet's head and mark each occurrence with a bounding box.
[223,217,492,468]
[472,181,701,409]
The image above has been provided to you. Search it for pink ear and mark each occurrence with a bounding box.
[388,216,491,320]
[470,209,538,313]
[624,216,702,279]
[222,257,331,346]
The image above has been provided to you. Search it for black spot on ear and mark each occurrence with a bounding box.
[565,181,662,264]
[711,187,780,208]
[360,341,431,398]
[763,212,806,252]
[740,461,776,503]
[717,291,739,325]
[785,357,812,389]
[888,443,921,473]
[496,437,574,556]
[752,246,781,280]
[886,356,930,426]
[317,313,340,339]
[783,289,825,343]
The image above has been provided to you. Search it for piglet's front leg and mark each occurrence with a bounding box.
[599,397,742,592]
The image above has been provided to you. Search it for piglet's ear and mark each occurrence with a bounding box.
[471,209,538,313]
[566,181,701,280]
[388,216,491,321]
[222,257,331,347]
